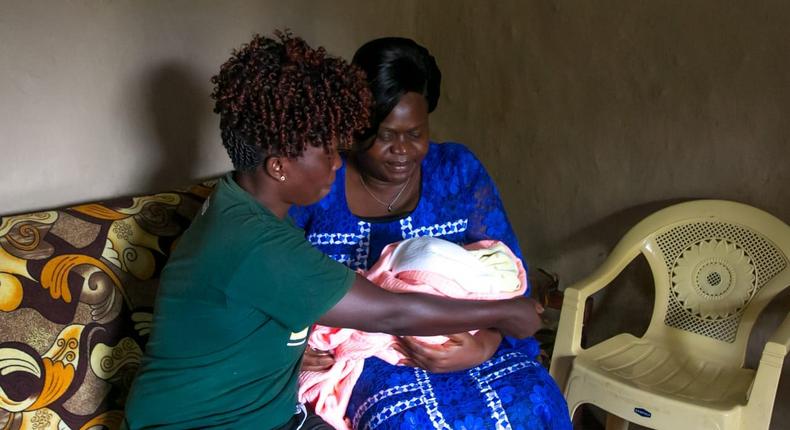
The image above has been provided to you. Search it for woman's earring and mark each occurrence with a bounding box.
[279,175,286,182]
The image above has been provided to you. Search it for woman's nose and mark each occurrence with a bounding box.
[391,137,407,154]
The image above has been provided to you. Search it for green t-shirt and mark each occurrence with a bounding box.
[124,173,354,429]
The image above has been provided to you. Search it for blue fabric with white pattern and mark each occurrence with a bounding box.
[290,142,571,430]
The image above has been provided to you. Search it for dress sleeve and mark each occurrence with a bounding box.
[459,147,527,276]
[455,146,536,349]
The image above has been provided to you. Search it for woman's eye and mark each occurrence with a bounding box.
[409,131,422,139]
[378,131,394,141]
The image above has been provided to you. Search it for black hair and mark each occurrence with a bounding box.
[351,37,441,142]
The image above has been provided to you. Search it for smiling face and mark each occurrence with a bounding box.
[355,92,430,185]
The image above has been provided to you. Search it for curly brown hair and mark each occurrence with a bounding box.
[210,31,371,171]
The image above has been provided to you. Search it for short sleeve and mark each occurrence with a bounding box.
[226,224,354,332]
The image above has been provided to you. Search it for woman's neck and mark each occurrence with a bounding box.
[233,170,290,219]
[345,156,421,218]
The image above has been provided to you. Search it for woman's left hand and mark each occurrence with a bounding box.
[394,329,502,373]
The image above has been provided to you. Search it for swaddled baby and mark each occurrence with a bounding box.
[298,237,528,429]
[368,235,523,299]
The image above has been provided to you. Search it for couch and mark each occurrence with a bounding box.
[0,179,570,430]
[0,182,214,430]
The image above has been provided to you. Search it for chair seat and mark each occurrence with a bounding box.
[573,334,755,410]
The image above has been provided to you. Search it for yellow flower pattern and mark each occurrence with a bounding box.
[0,184,212,429]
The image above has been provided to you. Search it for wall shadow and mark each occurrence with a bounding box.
[553,198,691,262]
[548,199,688,344]
[140,61,210,193]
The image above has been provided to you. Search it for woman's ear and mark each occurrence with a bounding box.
[264,156,288,183]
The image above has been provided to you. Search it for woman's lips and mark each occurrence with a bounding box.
[386,161,410,172]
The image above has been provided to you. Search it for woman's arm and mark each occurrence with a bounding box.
[318,273,543,339]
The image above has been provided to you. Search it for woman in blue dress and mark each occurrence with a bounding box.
[291,38,571,430]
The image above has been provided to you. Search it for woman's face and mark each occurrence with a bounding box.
[356,92,430,185]
[285,139,343,206]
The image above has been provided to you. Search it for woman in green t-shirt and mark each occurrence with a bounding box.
[125,31,543,430]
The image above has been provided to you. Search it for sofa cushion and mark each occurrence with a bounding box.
[0,182,214,430]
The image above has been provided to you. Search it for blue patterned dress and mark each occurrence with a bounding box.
[290,142,571,430]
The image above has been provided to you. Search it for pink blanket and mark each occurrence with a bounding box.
[297,238,527,429]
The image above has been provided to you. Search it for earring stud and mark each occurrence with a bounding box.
[279,175,286,181]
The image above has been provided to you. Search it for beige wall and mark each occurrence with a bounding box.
[1,0,788,427]
[415,2,789,428]
[0,0,417,214]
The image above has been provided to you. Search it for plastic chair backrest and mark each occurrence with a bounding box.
[620,200,790,366]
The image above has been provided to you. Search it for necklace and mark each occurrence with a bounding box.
[359,173,413,212]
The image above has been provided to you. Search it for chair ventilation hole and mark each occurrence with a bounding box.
[658,221,788,342]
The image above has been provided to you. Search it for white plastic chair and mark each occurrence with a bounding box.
[550,200,790,430]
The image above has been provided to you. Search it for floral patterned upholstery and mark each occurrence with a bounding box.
[0,182,214,430]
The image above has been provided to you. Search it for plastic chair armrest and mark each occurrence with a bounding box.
[550,273,621,365]
[552,243,639,347]
[550,287,587,389]
[572,237,646,298]
[549,232,647,389]
[553,287,587,354]
[763,311,790,363]
[549,248,637,388]
[744,312,790,424]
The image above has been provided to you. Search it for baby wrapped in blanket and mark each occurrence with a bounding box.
[298,236,528,429]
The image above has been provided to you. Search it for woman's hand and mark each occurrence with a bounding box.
[496,296,545,339]
[394,329,502,373]
[300,348,335,372]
